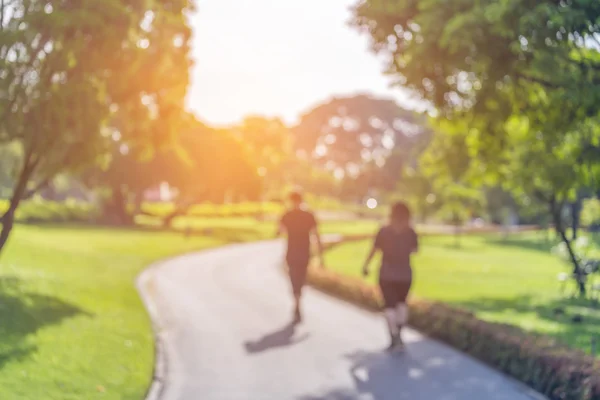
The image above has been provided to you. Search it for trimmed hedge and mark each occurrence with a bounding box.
[307,237,600,400]
[141,201,285,219]
[0,199,97,223]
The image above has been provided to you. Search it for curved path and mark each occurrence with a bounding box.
[138,241,543,400]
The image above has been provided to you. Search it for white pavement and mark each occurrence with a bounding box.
[139,241,543,400]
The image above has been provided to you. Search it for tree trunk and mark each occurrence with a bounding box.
[571,196,582,240]
[0,160,34,256]
[132,192,143,216]
[0,206,16,254]
[453,212,461,248]
[108,185,134,226]
[162,204,192,229]
[162,210,179,228]
[551,198,586,296]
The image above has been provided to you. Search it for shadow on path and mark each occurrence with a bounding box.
[244,321,310,354]
[297,341,527,400]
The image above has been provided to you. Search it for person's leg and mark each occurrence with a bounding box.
[289,260,308,323]
[395,280,412,348]
[289,267,301,321]
[379,280,399,349]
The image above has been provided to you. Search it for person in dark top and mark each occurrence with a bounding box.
[277,190,324,323]
[362,201,418,351]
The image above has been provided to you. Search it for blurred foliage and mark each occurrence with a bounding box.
[0,0,194,252]
[581,198,600,228]
[351,0,600,294]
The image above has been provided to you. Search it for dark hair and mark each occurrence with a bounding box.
[391,201,410,223]
[289,191,303,204]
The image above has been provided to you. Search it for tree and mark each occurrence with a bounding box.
[82,140,166,225]
[0,143,21,198]
[293,93,429,201]
[351,0,600,121]
[280,155,340,199]
[93,117,265,228]
[293,94,422,171]
[350,0,600,173]
[145,120,263,226]
[391,117,436,222]
[0,0,193,253]
[351,0,600,296]
[500,116,600,295]
[394,166,436,223]
[178,127,263,203]
[231,116,292,195]
[581,197,600,230]
[420,120,485,244]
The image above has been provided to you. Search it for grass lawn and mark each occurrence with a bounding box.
[0,225,237,400]
[0,217,380,399]
[324,231,600,354]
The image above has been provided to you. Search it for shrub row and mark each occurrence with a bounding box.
[0,199,98,223]
[141,201,385,220]
[307,237,600,400]
[141,201,285,219]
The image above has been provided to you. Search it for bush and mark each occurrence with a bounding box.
[141,201,284,219]
[582,198,600,231]
[0,198,97,223]
[306,238,600,400]
[408,302,600,400]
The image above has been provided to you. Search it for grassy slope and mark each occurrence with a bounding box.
[325,231,600,353]
[0,225,236,400]
[0,218,380,399]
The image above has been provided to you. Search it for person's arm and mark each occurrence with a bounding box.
[410,228,419,254]
[311,214,325,268]
[363,229,382,277]
[276,214,286,238]
[362,245,378,277]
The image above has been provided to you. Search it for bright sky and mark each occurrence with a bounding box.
[186,0,415,126]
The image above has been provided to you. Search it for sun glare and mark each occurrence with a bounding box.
[366,198,378,209]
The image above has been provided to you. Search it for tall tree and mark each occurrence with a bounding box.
[231,116,292,195]
[351,0,600,295]
[293,93,428,200]
[500,116,600,295]
[420,120,485,244]
[351,0,600,161]
[395,166,436,223]
[0,0,193,253]
[293,94,422,170]
[82,141,166,225]
[152,120,263,226]
[0,143,21,198]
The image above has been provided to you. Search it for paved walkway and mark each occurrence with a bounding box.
[139,241,542,400]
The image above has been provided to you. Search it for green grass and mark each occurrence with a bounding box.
[325,231,600,353]
[0,224,241,399]
[0,217,381,399]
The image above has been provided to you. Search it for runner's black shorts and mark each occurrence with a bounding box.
[379,279,412,308]
[287,255,310,296]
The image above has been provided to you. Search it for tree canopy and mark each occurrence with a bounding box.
[351,0,600,295]
[293,94,422,172]
[292,94,430,201]
[0,0,193,251]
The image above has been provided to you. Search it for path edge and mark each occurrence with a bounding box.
[134,237,548,400]
[133,242,274,400]
[136,262,168,400]
[305,235,548,400]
